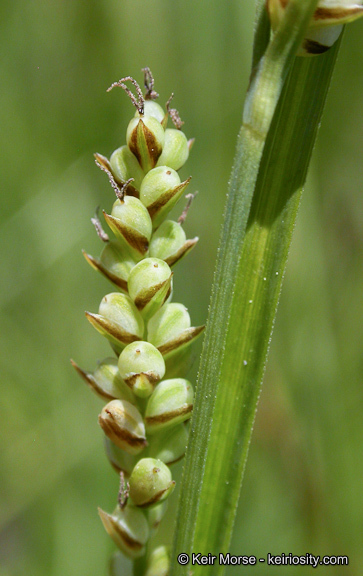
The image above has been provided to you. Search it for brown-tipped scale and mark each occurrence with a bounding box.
[126,116,165,173]
[71,357,135,403]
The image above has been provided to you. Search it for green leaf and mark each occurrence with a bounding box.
[171,5,341,576]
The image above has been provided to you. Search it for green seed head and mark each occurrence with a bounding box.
[135,100,165,124]
[145,423,188,465]
[156,128,189,171]
[129,458,175,508]
[98,399,147,455]
[145,545,170,576]
[147,302,204,358]
[149,220,198,266]
[139,166,191,229]
[118,341,166,398]
[86,292,144,354]
[98,504,149,559]
[145,378,194,434]
[109,145,145,192]
[126,116,165,173]
[128,258,173,321]
[103,196,152,260]
[71,357,135,403]
[104,436,138,476]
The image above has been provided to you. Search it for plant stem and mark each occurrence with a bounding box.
[170,2,344,575]
[133,553,147,576]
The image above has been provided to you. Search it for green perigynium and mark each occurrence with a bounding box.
[118,341,166,398]
[109,145,145,192]
[128,257,173,320]
[86,292,144,355]
[149,219,198,266]
[145,378,194,434]
[128,457,175,508]
[104,196,152,260]
[72,68,204,571]
[83,240,136,291]
[98,399,147,454]
[145,545,170,576]
[98,504,150,559]
[140,166,191,229]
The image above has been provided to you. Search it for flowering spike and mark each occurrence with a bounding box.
[75,70,204,569]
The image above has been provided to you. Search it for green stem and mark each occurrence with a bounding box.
[133,550,148,576]
[170,2,343,575]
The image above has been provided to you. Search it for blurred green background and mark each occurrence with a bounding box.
[1,1,363,575]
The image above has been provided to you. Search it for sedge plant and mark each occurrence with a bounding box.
[73,2,363,575]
